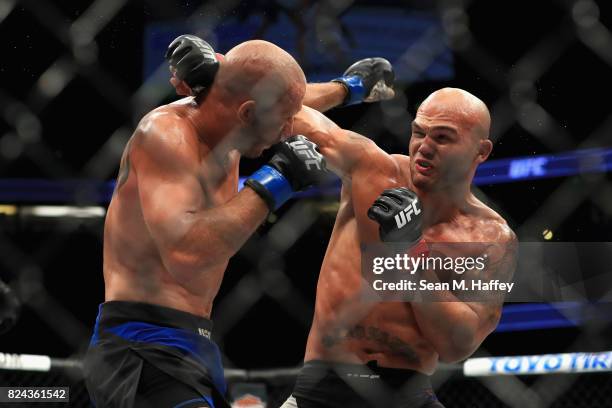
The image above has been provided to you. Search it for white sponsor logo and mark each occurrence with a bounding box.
[289,138,323,170]
[394,200,421,229]
[464,351,612,376]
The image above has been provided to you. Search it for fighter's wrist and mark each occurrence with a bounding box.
[331,76,365,106]
[244,165,294,212]
[331,81,350,105]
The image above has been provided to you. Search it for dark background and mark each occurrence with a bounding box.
[1,0,611,383]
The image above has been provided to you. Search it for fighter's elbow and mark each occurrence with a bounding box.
[435,324,481,363]
[437,342,478,364]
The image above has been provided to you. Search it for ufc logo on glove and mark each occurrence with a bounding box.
[288,137,324,171]
[395,200,422,229]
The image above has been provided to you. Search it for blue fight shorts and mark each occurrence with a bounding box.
[84,301,230,408]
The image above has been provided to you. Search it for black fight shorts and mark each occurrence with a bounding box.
[84,301,230,408]
[289,360,445,408]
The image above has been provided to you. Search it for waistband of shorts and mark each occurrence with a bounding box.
[97,301,214,334]
[302,359,431,385]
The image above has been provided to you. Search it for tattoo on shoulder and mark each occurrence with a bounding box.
[116,138,134,190]
[483,240,518,281]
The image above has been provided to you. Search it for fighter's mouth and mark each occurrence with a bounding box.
[416,159,434,169]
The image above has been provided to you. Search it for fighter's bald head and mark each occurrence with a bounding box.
[215,40,306,108]
[418,88,491,141]
[410,88,493,189]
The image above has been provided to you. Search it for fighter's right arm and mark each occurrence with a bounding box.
[132,116,269,281]
[293,106,389,178]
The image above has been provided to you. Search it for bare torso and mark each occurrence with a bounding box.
[103,100,239,318]
[305,152,510,374]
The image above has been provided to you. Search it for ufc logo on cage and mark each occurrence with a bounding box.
[289,137,324,170]
[395,200,421,229]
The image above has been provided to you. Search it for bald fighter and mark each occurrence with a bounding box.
[84,35,394,408]
[279,88,517,407]
[84,39,322,408]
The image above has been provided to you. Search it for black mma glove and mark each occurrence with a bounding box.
[332,58,395,106]
[245,136,328,211]
[165,34,220,94]
[367,187,425,247]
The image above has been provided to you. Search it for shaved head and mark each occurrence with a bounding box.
[210,40,307,157]
[410,88,493,192]
[216,40,306,108]
[418,88,491,140]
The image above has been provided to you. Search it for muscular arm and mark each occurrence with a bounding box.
[132,114,268,283]
[292,106,390,178]
[410,232,518,363]
[302,82,348,112]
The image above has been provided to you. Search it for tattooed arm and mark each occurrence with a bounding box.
[410,227,518,363]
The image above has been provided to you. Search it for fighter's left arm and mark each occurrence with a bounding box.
[165,35,395,111]
[410,229,518,363]
[302,82,349,112]
[303,57,395,112]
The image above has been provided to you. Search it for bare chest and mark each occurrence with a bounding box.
[421,218,499,272]
[423,216,493,243]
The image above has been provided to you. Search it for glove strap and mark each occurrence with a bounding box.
[332,76,365,106]
[244,165,294,211]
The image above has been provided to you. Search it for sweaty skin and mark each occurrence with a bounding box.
[292,88,517,374]
[103,40,347,318]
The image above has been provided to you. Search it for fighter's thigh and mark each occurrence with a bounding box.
[134,360,212,408]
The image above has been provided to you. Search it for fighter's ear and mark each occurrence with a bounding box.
[477,139,493,163]
[237,100,256,125]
